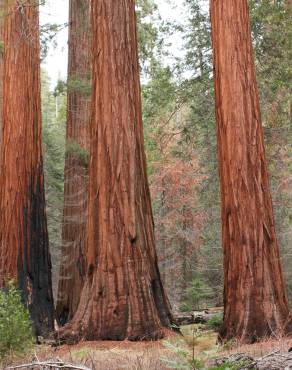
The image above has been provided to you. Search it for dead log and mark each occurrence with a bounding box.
[212,350,292,370]
[211,353,255,369]
[174,309,222,326]
[252,350,292,370]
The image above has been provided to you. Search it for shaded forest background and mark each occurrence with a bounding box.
[42,0,292,312]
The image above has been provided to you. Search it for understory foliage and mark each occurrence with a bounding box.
[42,71,66,298]
[180,277,214,312]
[0,282,34,358]
[65,139,90,164]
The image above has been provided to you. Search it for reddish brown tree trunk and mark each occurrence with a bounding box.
[0,1,54,337]
[210,0,292,343]
[58,0,173,342]
[56,0,91,326]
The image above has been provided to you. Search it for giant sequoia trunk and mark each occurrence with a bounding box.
[210,0,292,343]
[0,1,54,337]
[56,0,91,326]
[58,0,173,342]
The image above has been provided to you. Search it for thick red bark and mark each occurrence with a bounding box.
[58,0,173,343]
[56,0,91,326]
[0,1,54,337]
[210,0,292,343]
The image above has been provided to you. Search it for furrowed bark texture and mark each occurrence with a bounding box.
[56,0,91,326]
[59,0,173,342]
[210,0,292,343]
[0,1,54,337]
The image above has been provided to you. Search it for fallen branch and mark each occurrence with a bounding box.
[5,360,92,370]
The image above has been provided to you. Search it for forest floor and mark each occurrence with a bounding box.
[2,338,175,369]
[3,326,292,369]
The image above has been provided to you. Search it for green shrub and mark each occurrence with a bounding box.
[206,314,223,331]
[66,140,90,164]
[0,282,34,358]
[67,76,92,97]
[181,277,214,312]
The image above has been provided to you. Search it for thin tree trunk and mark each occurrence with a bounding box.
[56,0,91,326]
[58,0,173,343]
[210,0,292,343]
[0,0,54,337]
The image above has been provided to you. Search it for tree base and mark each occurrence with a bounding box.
[54,322,165,345]
[218,318,292,344]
